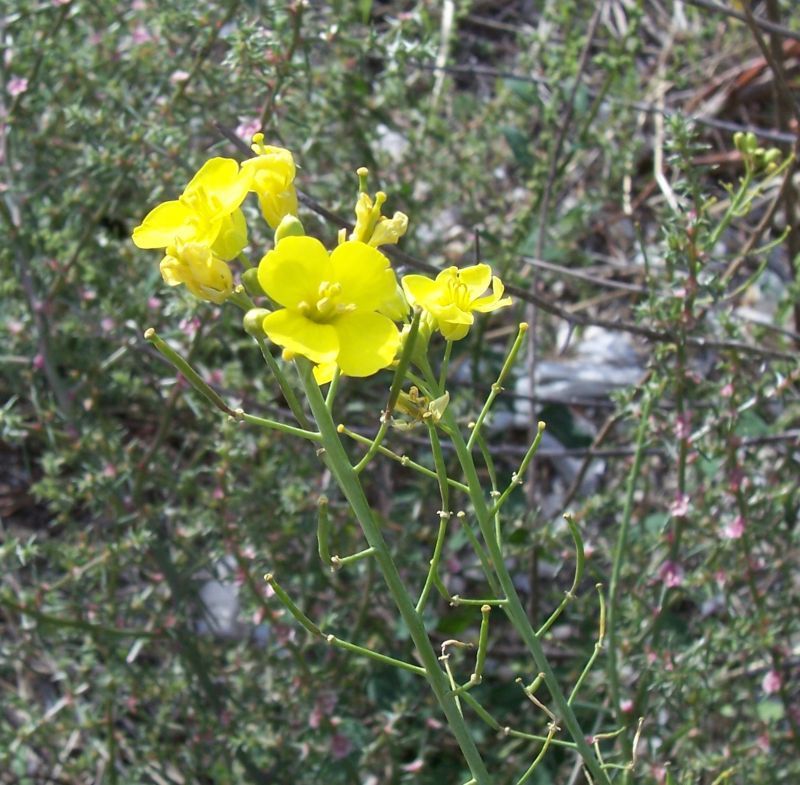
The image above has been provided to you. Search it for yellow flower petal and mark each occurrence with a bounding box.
[330,242,397,311]
[185,157,252,214]
[258,236,332,309]
[211,208,248,261]
[457,264,492,298]
[402,274,440,308]
[132,201,195,248]
[262,309,338,365]
[334,311,400,377]
[313,361,338,385]
[472,276,513,313]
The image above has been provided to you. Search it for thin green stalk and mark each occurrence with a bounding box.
[416,422,451,612]
[419,358,611,785]
[459,691,578,749]
[569,585,606,706]
[145,328,234,415]
[467,322,528,450]
[338,424,469,493]
[536,514,585,638]
[255,337,310,429]
[606,391,654,740]
[516,724,557,785]
[488,421,547,519]
[239,411,321,442]
[325,366,341,411]
[317,495,332,567]
[264,574,425,676]
[295,358,493,785]
[331,547,376,569]
[439,339,453,390]
[472,604,491,681]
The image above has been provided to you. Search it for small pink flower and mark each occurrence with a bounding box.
[722,515,744,540]
[720,383,734,398]
[101,317,115,332]
[102,463,117,478]
[235,118,261,142]
[670,493,690,518]
[8,77,29,97]
[401,759,425,773]
[762,669,781,695]
[169,70,190,84]
[620,699,634,713]
[147,296,161,310]
[131,24,153,45]
[32,353,45,370]
[330,733,352,760]
[659,560,684,588]
[675,412,691,441]
[212,486,224,500]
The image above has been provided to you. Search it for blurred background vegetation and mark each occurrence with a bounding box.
[1,1,798,783]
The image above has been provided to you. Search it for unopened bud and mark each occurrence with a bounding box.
[274,214,305,243]
[242,308,270,338]
[242,268,265,297]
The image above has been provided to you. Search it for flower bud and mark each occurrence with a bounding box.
[242,268,265,297]
[274,214,305,243]
[242,308,271,338]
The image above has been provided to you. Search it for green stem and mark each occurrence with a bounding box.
[295,358,493,785]
[338,425,469,493]
[569,585,606,706]
[239,411,321,442]
[255,337,310,429]
[416,422,451,612]
[264,574,425,676]
[419,358,611,785]
[536,514,584,638]
[606,391,654,742]
[145,328,234,415]
[467,322,528,450]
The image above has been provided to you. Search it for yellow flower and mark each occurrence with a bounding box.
[160,242,233,304]
[350,190,408,248]
[257,237,400,378]
[242,133,298,229]
[132,158,250,260]
[402,264,512,341]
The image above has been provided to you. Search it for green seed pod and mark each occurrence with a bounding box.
[242,308,271,338]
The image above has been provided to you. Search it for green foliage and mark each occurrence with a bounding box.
[2,1,799,784]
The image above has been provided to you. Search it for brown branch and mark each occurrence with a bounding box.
[682,0,800,43]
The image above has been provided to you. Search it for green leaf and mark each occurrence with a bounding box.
[757,699,785,723]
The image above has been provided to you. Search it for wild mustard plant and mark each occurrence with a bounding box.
[133,136,631,785]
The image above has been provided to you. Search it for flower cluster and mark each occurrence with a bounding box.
[132,139,512,381]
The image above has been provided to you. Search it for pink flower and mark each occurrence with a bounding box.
[401,759,425,773]
[235,118,261,142]
[8,77,29,97]
[675,412,691,441]
[620,699,634,713]
[670,493,690,518]
[762,669,781,695]
[330,733,352,760]
[169,70,190,84]
[720,383,734,398]
[659,560,684,588]
[722,515,744,540]
[32,353,45,371]
[131,24,153,45]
